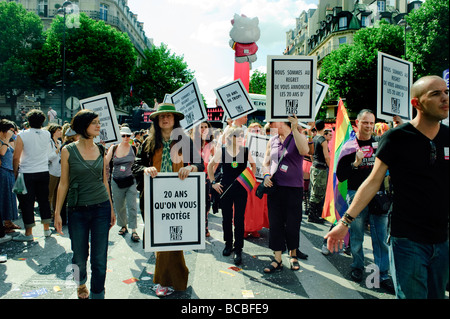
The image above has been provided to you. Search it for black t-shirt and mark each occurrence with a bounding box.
[337,136,380,190]
[376,123,449,244]
[312,135,327,168]
[220,146,248,188]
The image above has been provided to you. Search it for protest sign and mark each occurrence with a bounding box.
[214,79,257,120]
[246,133,270,182]
[315,80,329,119]
[377,52,413,122]
[144,172,205,252]
[79,92,120,146]
[170,79,207,130]
[266,55,317,122]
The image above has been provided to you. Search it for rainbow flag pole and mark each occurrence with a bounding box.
[322,98,359,224]
[220,167,256,199]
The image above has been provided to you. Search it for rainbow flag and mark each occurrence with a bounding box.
[236,167,257,193]
[322,99,359,224]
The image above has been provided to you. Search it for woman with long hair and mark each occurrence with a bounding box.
[132,103,204,297]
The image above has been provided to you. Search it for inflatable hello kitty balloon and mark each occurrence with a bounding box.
[229,14,260,66]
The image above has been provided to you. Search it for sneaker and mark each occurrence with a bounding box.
[155,284,174,297]
[0,254,7,263]
[12,233,34,242]
[380,278,395,294]
[321,244,330,256]
[234,251,242,265]
[222,246,233,256]
[350,268,363,282]
[44,229,52,237]
[0,235,12,244]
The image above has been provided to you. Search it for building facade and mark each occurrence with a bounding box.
[285,0,422,67]
[284,0,422,119]
[0,0,153,122]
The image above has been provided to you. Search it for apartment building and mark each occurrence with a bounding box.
[285,0,422,66]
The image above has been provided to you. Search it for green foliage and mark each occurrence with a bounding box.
[249,70,266,95]
[40,12,137,103]
[0,1,45,96]
[405,0,449,79]
[319,21,404,115]
[131,44,194,104]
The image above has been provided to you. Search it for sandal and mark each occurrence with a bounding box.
[290,257,300,271]
[264,259,283,273]
[77,284,89,299]
[131,232,140,242]
[118,227,128,236]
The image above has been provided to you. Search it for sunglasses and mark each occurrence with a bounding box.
[121,134,131,138]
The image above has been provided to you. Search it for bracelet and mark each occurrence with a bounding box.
[263,173,271,179]
[308,142,313,145]
[340,219,351,228]
[343,212,354,222]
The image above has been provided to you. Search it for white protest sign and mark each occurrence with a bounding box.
[315,80,329,119]
[170,79,207,130]
[144,172,205,252]
[266,55,317,122]
[214,79,257,120]
[246,133,270,182]
[377,52,413,122]
[79,92,120,147]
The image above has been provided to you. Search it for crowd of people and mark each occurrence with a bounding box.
[0,75,448,300]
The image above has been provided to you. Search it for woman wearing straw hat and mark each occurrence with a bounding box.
[132,103,204,297]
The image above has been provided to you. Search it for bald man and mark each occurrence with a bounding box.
[325,75,449,299]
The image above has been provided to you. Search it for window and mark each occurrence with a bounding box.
[339,37,347,46]
[38,0,48,17]
[100,3,108,21]
[338,16,347,30]
[377,0,386,13]
[361,15,369,27]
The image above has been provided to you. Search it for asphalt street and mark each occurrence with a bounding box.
[0,200,406,302]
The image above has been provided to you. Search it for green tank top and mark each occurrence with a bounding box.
[65,143,109,207]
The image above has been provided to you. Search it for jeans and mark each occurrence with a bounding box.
[389,237,449,299]
[347,190,390,280]
[68,200,111,299]
[111,180,138,229]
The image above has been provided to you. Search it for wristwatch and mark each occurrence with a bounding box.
[211,180,216,185]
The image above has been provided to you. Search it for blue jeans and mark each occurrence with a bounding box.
[68,201,111,299]
[389,237,449,299]
[347,190,390,280]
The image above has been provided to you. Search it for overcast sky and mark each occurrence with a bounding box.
[127,0,318,107]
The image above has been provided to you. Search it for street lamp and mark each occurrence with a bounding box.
[56,1,73,124]
[397,18,411,59]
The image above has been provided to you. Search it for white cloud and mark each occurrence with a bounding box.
[128,0,317,107]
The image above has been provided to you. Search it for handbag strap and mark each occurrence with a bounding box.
[271,134,292,177]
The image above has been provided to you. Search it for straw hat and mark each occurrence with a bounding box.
[149,103,184,121]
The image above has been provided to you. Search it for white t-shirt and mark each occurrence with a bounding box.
[48,109,57,121]
[18,128,52,173]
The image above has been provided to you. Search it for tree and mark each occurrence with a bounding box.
[249,70,266,95]
[0,2,45,120]
[131,44,194,105]
[319,21,404,116]
[405,0,449,79]
[40,12,137,104]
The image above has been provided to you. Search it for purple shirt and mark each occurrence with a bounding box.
[270,132,304,188]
